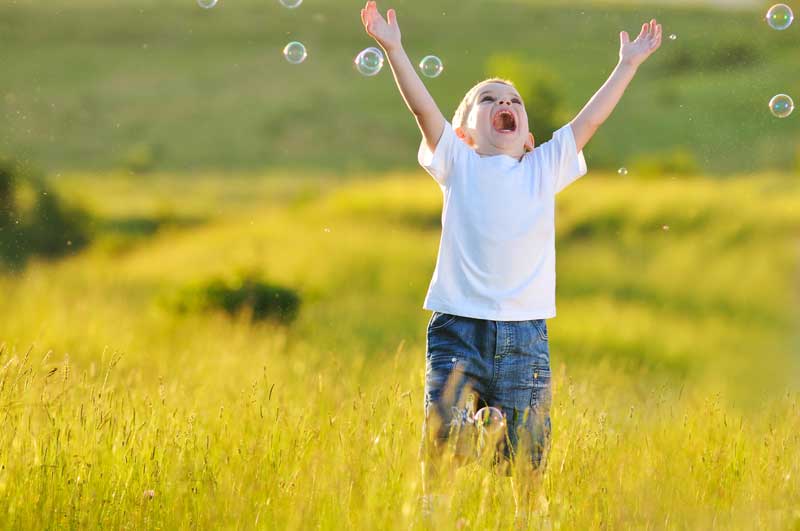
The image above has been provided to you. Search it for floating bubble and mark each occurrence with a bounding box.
[769,94,794,118]
[618,167,628,176]
[279,0,302,8]
[197,0,217,8]
[283,41,307,64]
[766,4,794,30]
[354,47,384,76]
[419,55,444,78]
[474,406,505,434]
[669,34,677,41]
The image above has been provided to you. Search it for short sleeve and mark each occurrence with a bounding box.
[534,123,588,194]
[418,121,463,187]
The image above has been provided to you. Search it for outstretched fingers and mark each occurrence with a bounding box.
[651,23,663,50]
[637,22,649,40]
[647,21,661,50]
[371,2,388,24]
[362,2,380,32]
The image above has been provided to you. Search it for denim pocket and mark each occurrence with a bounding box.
[428,311,458,332]
[534,319,548,341]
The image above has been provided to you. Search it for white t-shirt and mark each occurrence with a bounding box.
[418,121,587,321]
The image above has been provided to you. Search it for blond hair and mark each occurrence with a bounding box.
[452,77,516,130]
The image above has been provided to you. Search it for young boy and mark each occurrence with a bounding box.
[361,0,662,517]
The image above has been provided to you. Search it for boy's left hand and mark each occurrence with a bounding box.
[619,19,662,68]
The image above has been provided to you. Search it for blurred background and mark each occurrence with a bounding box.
[1,0,799,174]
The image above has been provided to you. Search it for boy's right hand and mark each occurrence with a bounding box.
[359,0,445,154]
[361,1,401,52]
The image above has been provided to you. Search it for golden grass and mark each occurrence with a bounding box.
[1,171,798,528]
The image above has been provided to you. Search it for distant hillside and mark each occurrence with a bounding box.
[0,0,797,174]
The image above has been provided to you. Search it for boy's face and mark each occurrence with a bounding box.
[455,82,535,160]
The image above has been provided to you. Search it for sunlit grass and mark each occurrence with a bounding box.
[1,172,799,528]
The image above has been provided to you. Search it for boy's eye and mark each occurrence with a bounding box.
[480,96,495,103]
[512,98,522,104]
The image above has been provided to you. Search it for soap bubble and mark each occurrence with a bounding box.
[769,94,794,118]
[419,55,444,78]
[474,406,505,434]
[279,0,302,7]
[354,47,384,76]
[668,34,677,41]
[197,0,217,8]
[766,4,794,30]
[618,167,628,176]
[283,41,307,64]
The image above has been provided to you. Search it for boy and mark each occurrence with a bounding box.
[360,0,662,519]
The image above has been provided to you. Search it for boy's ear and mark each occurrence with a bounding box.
[455,127,475,147]
[524,131,535,152]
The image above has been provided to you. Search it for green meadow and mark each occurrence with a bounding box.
[0,0,798,174]
[2,0,800,528]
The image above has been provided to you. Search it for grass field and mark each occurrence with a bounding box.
[1,170,799,528]
[1,0,798,175]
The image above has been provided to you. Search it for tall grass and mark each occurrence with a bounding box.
[1,172,799,528]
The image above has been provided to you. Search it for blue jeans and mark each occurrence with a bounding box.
[421,311,552,470]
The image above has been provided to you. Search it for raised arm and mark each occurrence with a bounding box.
[361,1,445,152]
[570,19,662,153]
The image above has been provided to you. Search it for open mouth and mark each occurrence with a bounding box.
[492,110,517,133]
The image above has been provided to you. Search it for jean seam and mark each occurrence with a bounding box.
[488,321,503,395]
